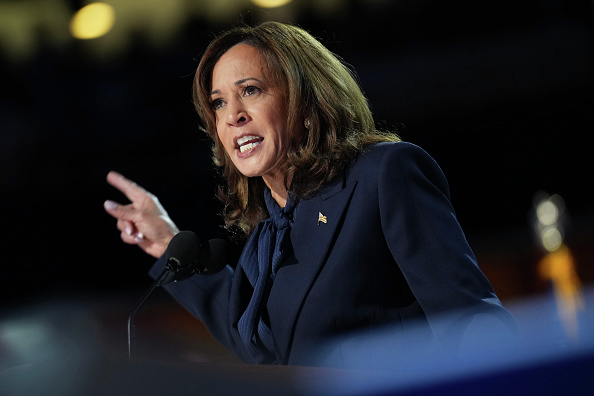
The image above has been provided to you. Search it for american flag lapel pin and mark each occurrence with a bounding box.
[318,212,327,225]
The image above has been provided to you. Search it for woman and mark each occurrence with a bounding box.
[104,21,516,367]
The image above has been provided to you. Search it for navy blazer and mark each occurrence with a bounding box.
[149,142,516,367]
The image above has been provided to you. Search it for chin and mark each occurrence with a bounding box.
[236,167,264,178]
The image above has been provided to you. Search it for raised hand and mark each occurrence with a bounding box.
[104,171,180,258]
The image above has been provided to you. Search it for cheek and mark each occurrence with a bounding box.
[277,118,292,146]
[216,126,231,151]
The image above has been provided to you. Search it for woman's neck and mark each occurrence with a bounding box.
[262,172,290,208]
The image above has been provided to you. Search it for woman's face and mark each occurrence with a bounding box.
[210,43,291,185]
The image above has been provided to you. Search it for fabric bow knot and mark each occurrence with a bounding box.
[237,187,297,363]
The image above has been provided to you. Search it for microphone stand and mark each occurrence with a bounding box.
[125,234,227,360]
[127,268,173,360]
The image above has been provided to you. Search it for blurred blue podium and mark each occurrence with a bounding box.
[1,288,593,396]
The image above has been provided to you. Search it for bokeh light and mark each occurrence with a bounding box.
[70,2,115,40]
[536,200,559,227]
[250,0,293,9]
[541,226,563,252]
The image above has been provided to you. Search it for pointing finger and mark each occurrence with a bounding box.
[106,171,149,203]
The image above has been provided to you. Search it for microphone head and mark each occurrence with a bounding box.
[165,231,201,270]
[162,231,229,285]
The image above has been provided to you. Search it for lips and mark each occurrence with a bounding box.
[236,135,263,153]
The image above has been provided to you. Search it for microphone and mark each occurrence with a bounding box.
[127,231,230,359]
[160,231,230,286]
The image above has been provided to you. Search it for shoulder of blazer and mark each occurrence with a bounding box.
[343,141,421,181]
[302,141,433,203]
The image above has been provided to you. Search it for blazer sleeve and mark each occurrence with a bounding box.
[377,143,517,352]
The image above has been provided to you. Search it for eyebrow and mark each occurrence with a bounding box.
[209,77,263,96]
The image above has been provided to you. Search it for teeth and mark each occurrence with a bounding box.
[240,141,260,153]
[237,135,262,153]
[237,135,259,145]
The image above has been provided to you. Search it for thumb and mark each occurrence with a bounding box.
[103,199,135,221]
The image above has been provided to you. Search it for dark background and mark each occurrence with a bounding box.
[1,0,593,309]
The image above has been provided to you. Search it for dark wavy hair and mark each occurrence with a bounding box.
[193,21,399,237]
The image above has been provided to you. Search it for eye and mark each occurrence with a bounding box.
[210,98,225,111]
[243,85,260,96]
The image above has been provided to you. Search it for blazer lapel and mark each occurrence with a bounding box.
[269,176,358,362]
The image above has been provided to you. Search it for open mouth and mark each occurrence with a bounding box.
[237,135,263,153]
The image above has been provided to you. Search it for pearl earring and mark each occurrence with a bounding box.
[304,118,311,129]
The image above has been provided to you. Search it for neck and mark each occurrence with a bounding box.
[262,172,290,208]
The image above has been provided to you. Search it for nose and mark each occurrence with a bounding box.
[226,99,251,127]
